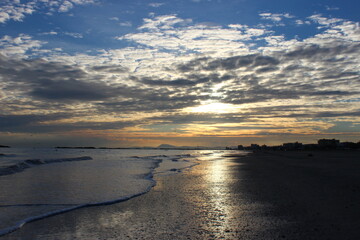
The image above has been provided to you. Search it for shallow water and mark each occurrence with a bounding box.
[0,148,241,236]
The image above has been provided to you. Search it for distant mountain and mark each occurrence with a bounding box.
[156,144,223,150]
[157,144,177,148]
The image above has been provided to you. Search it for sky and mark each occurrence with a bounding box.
[0,0,359,148]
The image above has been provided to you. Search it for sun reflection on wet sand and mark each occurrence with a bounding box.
[207,158,231,237]
[198,151,247,238]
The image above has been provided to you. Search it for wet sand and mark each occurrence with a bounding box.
[2,150,360,239]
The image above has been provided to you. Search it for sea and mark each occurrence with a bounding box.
[0,147,239,236]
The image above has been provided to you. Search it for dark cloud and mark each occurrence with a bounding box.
[0,113,70,129]
[30,79,115,101]
[283,64,312,71]
[237,105,360,119]
[139,73,234,87]
[314,111,360,118]
[0,54,121,101]
[141,77,196,86]
[176,57,210,72]
[149,113,249,125]
[98,87,204,112]
[320,71,359,80]
[145,107,360,129]
[0,55,86,82]
[222,86,356,105]
[175,54,280,72]
[205,54,279,71]
[0,113,139,133]
[256,66,279,73]
[90,64,129,73]
[285,43,360,60]
[0,113,78,133]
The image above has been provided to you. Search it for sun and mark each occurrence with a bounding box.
[185,101,237,114]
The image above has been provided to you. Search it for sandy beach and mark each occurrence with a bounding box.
[2,150,360,239]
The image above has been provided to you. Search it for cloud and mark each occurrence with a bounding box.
[0,51,201,115]
[0,0,97,24]
[118,15,269,56]
[176,54,279,72]
[295,20,311,25]
[58,1,74,12]
[39,31,58,35]
[148,3,164,8]
[308,14,343,26]
[284,43,360,59]
[0,54,125,102]
[30,79,116,101]
[0,0,35,23]
[137,15,192,30]
[207,54,280,70]
[259,12,294,22]
[0,34,45,58]
[91,64,129,73]
[119,21,132,27]
[64,32,83,38]
[326,6,340,11]
[0,113,69,131]
[1,14,360,143]
[0,113,140,133]
[137,72,234,87]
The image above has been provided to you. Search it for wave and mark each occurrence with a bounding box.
[0,153,17,157]
[0,149,209,237]
[0,157,160,237]
[0,156,92,176]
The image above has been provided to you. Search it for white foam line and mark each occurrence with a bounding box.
[0,159,161,237]
[154,161,200,176]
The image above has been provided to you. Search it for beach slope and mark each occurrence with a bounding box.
[3,150,360,239]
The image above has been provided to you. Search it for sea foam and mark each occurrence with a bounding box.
[0,148,209,236]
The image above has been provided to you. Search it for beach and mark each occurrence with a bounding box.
[2,150,360,239]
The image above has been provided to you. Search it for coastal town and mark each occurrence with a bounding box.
[234,139,360,151]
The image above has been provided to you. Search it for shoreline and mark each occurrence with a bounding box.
[2,150,360,239]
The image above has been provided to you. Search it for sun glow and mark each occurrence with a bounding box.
[186,102,238,114]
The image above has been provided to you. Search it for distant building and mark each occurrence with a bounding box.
[283,141,303,150]
[339,142,359,149]
[250,144,260,150]
[237,145,244,150]
[318,139,340,149]
[303,144,318,150]
[261,144,269,150]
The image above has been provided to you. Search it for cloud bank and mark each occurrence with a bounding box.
[0,13,359,146]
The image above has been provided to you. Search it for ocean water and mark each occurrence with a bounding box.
[0,148,236,236]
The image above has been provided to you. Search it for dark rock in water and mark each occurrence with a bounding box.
[170,168,178,171]
[0,145,10,148]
